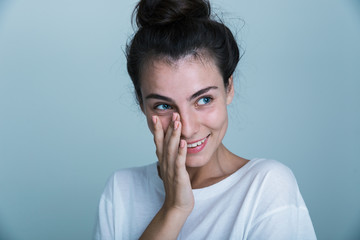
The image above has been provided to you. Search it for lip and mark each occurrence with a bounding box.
[186,135,208,145]
[186,135,210,154]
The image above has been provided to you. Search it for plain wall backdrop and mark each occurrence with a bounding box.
[1,0,359,239]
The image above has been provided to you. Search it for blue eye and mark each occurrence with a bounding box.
[155,104,172,110]
[197,97,212,105]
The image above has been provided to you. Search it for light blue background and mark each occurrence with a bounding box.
[1,0,359,239]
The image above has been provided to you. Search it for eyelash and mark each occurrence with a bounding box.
[154,103,172,111]
[196,96,213,106]
[153,96,213,111]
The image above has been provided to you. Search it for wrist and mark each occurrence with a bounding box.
[161,204,193,221]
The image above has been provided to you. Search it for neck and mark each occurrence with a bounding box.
[186,144,248,189]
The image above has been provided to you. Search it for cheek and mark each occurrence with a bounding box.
[159,115,172,133]
[205,105,228,130]
[146,116,155,134]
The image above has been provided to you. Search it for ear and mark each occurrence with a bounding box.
[226,76,234,105]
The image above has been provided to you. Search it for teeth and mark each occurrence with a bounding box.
[187,138,206,148]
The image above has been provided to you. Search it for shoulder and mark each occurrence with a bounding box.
[247,158,292,173]
[100,162,157,201]
[243,158,305,207]
[242,159,316,238]
[246,158,297,186]
[112,163,155,181]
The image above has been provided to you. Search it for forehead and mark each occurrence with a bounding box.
[140,55,224,97]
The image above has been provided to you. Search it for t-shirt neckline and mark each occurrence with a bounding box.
[148,158,261,200]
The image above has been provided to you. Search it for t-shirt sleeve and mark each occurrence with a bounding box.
[246,160,317,239]
[94,175,116,240]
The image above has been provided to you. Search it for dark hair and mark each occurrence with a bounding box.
[126,0,240,105]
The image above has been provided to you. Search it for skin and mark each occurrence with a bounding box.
[139,55,248,239]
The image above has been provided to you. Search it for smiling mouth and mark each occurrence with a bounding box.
[186,135,210,148]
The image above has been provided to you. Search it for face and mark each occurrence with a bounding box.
[140,56,234,167]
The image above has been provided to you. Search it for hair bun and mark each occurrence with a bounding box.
[135,0,211,28]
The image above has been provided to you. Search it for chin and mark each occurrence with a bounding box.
[185,155,210,168]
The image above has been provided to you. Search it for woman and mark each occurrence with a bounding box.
[95,0,316,239]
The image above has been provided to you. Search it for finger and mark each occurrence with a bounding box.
[152,115,164,161]
[174,112,180,122]
[164,112,180,141]
[162,116,181,175]
[165,120,181,164]
[177,139,187,166]
[158,114,177,176]
[163,116,174,144]
[175,139,190,184]
[163,112,178,146]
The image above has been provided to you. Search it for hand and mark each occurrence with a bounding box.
[139,113,194,239]
[152,113,194,214]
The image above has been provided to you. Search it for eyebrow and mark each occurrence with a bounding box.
[145,86,218,102]
[145,94,174,102]
[188,86,218,101]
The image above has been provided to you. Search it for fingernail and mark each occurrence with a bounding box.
[152,116,157,125]
[174,121,179,130]
[172,113,176,121]
[180,139,186,148]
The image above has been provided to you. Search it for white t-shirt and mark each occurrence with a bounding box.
[94,158,316,239]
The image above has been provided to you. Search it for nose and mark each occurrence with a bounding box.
[179,108,200,139]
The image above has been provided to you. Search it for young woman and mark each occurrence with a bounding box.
[94,0,316,239]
